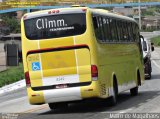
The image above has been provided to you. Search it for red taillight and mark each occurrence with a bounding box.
[91,65,98,80]
[25,72,31,87]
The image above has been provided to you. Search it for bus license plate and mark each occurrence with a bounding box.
[55,84,68,89]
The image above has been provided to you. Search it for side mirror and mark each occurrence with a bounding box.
[139,35,144,41]
[151,42,154,51]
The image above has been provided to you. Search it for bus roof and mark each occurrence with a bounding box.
[90,8,137,23]
[23,7,88,20]
[23,7,137,24]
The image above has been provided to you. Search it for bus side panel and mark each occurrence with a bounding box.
[96,43,141,95]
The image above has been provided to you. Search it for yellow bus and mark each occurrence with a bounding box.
[21,6,144,109]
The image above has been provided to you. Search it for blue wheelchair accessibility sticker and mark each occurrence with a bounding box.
[32,62,41,71]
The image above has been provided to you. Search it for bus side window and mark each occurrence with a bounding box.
[135,24,140,42]
[96,17,103,41]
[118,21,123,41]
[132,23,139,42]
[106,18,112,42]
[92,16,103,42]
[123,22,128,41]
[113,20,118,42]
[129,22,133,42]
[92,16,99,40]
[99,17,106,42]
[93,17,98,29]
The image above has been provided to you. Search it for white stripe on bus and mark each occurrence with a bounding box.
[74,36,79,74]
[38,40,44,78]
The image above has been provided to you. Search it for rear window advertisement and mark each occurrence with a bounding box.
[24,13,86,40]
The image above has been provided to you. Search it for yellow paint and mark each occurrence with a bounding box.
[21,7,144,105]
[41,50,77,77]
[80,81,100,98]
[27,88,45,104]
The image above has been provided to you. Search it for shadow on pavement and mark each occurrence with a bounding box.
[39,90,160,115]
[150,74,160,80]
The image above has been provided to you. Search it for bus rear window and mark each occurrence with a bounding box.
[24,13,86,40]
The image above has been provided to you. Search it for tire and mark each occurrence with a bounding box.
[148,72,151,79]
[130,72,140,96]
[109,79,118,106]
[48,102,68,110]
[130,86,138,96]
[147,60,152,79]
[148,63,152,79]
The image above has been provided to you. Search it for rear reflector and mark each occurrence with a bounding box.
[91,65,98,80]
[25,72,31,87]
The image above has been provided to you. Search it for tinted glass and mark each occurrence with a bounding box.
[24,13,86,40]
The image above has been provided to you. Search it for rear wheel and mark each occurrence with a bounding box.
[148,63,152,79]
[48,102,68,110]
[146,60,152,79]
[109,79,118,106]
[130,72,140,96]
[130,87,138,96]
[148,72,151,79]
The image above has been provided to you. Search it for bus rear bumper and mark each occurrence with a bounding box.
[43,87,82,103]
[27,81,102,105]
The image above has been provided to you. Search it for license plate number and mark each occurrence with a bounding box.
[55,84,68,89]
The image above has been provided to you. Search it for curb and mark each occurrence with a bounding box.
[0,79,26,95]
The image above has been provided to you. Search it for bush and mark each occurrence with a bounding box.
[151,36,160,46]
[0,63,24,87]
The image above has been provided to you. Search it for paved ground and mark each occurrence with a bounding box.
[0,79,25,95]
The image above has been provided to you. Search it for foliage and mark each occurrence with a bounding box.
[151,36,160,46]
[1,15,20,33]
[0,63,24,87]
[143,7,160,16]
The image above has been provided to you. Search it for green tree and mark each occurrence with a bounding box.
[2,15,20,33]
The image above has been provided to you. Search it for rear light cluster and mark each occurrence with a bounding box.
[91,65,98,81]
[25,72,31,87]
[25,65,97,87]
